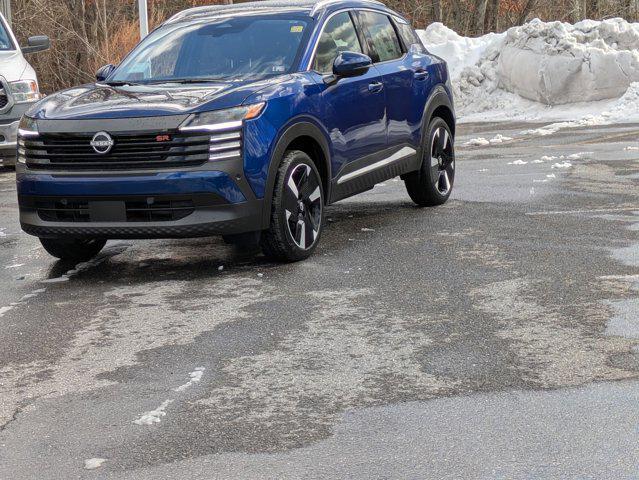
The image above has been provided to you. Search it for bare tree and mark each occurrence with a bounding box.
[485,0,500,32]
[474,0,489,34]
[431,0,442,22]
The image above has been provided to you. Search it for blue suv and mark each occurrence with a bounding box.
[16,0,455,262]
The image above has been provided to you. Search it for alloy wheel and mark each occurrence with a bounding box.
[430,126,455,195]
[283,163,323,250]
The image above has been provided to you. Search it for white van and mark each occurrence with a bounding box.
[0,12,49,167]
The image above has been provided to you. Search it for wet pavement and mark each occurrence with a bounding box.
[0,121,638,479]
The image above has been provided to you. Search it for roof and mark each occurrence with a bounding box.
[166,0,387,24]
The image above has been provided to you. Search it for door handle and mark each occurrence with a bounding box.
[368,81,384,93]
[414,69,429,80]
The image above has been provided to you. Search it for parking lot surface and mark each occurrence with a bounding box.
[1,122,638,479]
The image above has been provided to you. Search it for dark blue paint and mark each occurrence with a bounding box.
[18,171,246,204]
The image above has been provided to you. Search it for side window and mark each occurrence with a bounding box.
[312,12,362,73]
[357,11,403,63]
[394,19,426,54]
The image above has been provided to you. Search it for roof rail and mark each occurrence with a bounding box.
[166,0,388,24]
[167,0,317,24]
[310,0,386,15]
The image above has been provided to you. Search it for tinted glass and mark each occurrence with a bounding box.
[111,15,310,83]
[312,12,362,73]
[358,11,402,63]
[0,18,14,50]
[395,19,425,53]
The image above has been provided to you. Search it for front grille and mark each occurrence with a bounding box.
[0,88,8,110]
[24,194,227,223]
[21,129,237,171]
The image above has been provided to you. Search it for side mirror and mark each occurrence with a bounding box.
[21,36,50,54]
[332,52,372,78]
[96,64,116,82]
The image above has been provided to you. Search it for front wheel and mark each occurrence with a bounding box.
[40,238,107,262]
[261,150,324,262]
[404,117,455,207]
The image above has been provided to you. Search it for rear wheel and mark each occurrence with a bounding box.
[404,117,455,207]
[39,238,107,262]
[261,150,324,262]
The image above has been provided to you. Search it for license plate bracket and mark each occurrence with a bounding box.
[89,201,126,222]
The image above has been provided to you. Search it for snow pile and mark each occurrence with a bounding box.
[419,23,507,117]
[417,19,639,123]
[500,19,639,104]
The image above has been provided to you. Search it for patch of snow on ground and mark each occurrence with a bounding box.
[84,458,106,470]
[133,399,173,425]
[418,20,639,125]
[4,264,24,269]
[508,159,528,165]
[489,134,513,144]
[465,137,491,147]
[174,367,205,392]
[552,162,573,169]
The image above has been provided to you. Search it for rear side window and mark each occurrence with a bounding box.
[394,19,425,53]
[312,12,362,73]
[357,11,402,63]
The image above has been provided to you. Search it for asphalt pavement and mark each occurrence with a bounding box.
[0,121,638,479]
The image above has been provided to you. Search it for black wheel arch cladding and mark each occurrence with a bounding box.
[261,118,332,229]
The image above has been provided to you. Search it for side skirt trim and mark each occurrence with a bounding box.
[336,146,417,185]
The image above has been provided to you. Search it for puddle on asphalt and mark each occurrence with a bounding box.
[606,210,639,340]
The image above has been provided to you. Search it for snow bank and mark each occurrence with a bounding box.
[417,19,639,123]
[500,19,639,104]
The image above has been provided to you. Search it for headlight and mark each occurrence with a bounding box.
[179,103,265,132]
[17,116,38,164]
[9,80,41,103]
[18,115,38,137]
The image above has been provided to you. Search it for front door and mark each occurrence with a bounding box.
[306,11,387,185]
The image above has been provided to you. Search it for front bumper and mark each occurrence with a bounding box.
[18,170,264,239]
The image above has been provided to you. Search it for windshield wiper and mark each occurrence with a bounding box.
[103,81,139,87]
[145,78,225,85]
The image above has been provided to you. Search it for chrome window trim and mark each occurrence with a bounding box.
[306,9,364,74]
[305,7,407,73]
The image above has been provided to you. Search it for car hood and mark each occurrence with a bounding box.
[0,51,27,82]
[28,78,285,120]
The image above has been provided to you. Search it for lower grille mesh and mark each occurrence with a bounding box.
[27,194,227,223]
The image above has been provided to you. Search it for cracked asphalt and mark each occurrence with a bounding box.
[0,121,638,479]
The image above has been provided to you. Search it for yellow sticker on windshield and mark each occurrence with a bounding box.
[291,25,304,33]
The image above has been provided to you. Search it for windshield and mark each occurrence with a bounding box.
[110,14,312,84]
[0,17,15,50]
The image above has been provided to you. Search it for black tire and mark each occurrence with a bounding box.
[405,117,455,207]
[39,238,107,262]
[260,150,324,262]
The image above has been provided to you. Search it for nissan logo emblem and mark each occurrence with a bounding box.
[90,131,114,154]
